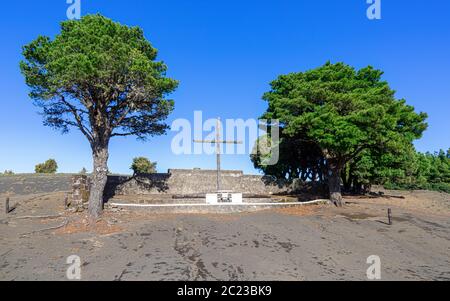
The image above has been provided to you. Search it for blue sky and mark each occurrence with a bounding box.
[0,0,449,175]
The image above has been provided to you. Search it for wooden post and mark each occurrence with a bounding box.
[5,197,10,214]
[216,118,221,192]
[388,208,392,225]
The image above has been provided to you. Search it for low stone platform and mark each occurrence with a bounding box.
[107,194,279,205]
[107,199,330,214]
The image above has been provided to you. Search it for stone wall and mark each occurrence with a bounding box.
[71,175,90,207]
[0,174,73,195]
[105,169,290,197]
[0,170,290,199]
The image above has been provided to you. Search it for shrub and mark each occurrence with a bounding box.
[131,157,157,175]
[1,170,14,176]
[384,182,450,194]
[35,159,58,174]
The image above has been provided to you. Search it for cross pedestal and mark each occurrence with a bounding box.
[206,191,243,205]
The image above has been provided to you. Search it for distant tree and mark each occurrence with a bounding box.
[131,157,157,175]
[1,170,15,176]
[342,143,417,193]
[79,167,88,175]
[35,159,58,174]
[418,150,449,186]
[381,149,450,193]
[260,62,428,206]
[20,15,178,217]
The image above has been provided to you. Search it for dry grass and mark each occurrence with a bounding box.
[55,214,123,235]
[272,204,323,216]
[204,212,253,222]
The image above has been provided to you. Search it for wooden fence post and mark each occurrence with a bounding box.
[388,208,392,225]
[5,197,10,214]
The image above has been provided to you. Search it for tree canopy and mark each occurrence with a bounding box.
[35,159,58,174]
[256,62,428,205]
[131,157,157,175]
[382,149,450,193]
[20,14,178,216]
[20,14,178,144]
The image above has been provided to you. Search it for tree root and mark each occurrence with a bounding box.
[20,219,68,236]
[13,214,63,220]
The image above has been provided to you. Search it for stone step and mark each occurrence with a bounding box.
[107,200,330,214]
[107,194,309,206]
[107,195,296,205]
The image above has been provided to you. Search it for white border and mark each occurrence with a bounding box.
[109,199,330,208]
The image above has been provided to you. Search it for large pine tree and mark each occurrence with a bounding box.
[20,15,178,217]
[259,62,428,206]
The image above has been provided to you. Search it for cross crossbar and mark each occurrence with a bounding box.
[193,118,242,192]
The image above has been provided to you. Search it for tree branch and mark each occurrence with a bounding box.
[59,95,94,144]
[112,106,131,128]
[111,130,143,137]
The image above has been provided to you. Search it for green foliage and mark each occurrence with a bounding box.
[131,157,157,175]
[262,62,427,165]
[1,170,15,176]
[381,149,450,193]
[20,14,179,216]
[251,133,324,182]
[20,14,179,144]
[35,159,58,174]
[383,181,450,194]
[255,62,429,197]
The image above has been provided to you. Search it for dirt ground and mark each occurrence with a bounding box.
[0,190,449,281]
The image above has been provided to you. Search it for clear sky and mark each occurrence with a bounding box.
[0,0,449,175]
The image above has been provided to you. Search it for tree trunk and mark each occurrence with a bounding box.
[311,171,317,183]
[342,168,351,192]
[88,146,109,218]
[328,165,345,207]
[353,182,362,194]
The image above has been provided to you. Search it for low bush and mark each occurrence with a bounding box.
[35,159,58,174]
[131,157,157,175]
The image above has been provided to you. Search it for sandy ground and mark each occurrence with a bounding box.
[0,190,449,281]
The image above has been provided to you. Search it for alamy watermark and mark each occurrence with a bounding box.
[66,0,81,20]
[170,111,280,166]
[367,0,382,20]
[366,255,381,280]
[66,255,81,280]
[67,1,381,21]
